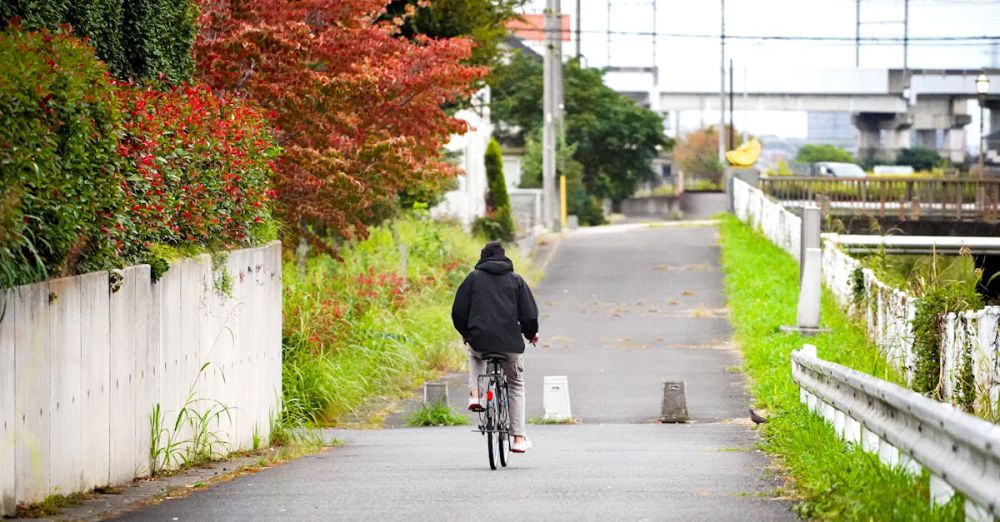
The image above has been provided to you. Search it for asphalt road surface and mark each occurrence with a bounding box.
[113,222,793,521]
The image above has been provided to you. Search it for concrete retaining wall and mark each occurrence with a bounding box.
[0,242,282,515]
[620,196,682,219]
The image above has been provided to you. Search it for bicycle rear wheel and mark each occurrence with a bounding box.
[486,379,498,470]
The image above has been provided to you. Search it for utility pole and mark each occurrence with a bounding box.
[606,0,611,67]
[543,0,563,231]
[855,0,861,68]
[575,0,581,59]
[729,59,734,151]
[903,0,909,72]
[718,0,726,164]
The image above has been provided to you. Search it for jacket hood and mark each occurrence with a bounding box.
[475,255,514,275]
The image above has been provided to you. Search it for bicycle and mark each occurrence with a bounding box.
[475,352,511,470]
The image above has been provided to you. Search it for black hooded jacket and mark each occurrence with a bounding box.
[451,250,538,354]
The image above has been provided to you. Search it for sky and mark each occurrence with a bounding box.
[521,0,1000,141]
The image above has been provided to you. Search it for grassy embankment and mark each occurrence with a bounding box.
[281,212,537,427]
[718,214,963,520]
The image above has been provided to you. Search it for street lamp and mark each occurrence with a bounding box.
[976,73,990,177]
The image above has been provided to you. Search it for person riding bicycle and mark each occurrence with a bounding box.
[451,241,538,453]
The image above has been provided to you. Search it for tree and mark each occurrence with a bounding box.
[491,52,665,204]
[194,0,486,251]
[796,144,854,164]
[895,147,941,171]
[473,138,514,241]
[384,0,525,71]
[674,126,731,181]
[519,129,605,225]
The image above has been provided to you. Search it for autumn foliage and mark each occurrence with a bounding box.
[194,0,487,247]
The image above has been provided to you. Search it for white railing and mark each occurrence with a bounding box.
[792,345,1000,521]
[0,242,282,515]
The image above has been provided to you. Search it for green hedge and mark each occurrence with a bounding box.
[0,26,125,288]
[1,0,195,83]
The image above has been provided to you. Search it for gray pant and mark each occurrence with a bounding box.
[468,349,526,437]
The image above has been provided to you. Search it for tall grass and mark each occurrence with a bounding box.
[281,213,528,425]
[718,215,963,520]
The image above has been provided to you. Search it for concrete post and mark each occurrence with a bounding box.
[799,205,821,278]
[659,380,688,423]
[423,381,448,406]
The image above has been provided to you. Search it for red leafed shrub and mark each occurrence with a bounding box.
[194,0,486,249]
[115,83,279,255]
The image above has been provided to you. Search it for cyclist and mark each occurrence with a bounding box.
[451,241,538,453]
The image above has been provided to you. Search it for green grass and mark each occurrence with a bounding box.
[281,213,536,426]
[718,214,964,521]
[406,403,470,427]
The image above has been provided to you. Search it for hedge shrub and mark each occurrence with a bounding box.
[0,25,125,288]
[473,138,514,241]
[0,26,278,288]
[0,0,195,83]
[117,84,278,255]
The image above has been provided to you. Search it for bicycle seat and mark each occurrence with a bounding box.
[480,352,509,362]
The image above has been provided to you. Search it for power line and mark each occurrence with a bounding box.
[531,27,1000,44]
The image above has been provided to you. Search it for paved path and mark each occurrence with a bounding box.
[113,222,792,521]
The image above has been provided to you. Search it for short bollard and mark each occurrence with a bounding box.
[543,376,572,421]
[659,380,688,423]
[423,381,448,406]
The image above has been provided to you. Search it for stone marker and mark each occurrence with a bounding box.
[423,381,448,406]
[659,380,688,423]
[543,376,572,421]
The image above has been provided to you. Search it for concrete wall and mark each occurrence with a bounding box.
[732,179,801,261]
[0,242,282,515]
[620,196,682,219]
[509,188,543,237]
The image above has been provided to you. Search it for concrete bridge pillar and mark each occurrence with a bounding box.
[853,112,912,164]
[915,129,937,150]
[985,100,1000,139]
[908,97,970,164]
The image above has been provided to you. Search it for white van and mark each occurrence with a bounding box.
[812,162,866,178]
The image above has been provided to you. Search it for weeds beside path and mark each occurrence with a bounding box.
[718,215,963,520]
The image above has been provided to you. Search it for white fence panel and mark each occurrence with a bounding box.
[133,265,154,478]
[1,290,15,514]
[0,242,282,515]
[80,272,110,491]
[14,282,50,506]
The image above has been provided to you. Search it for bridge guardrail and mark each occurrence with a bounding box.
[791,344,1000,520]
[759,175,1000,221]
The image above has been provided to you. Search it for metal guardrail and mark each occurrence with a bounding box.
[791,345,1000,520]
[760,176,1000,222]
